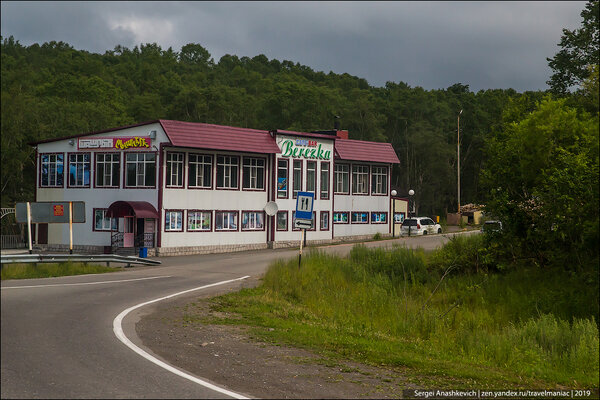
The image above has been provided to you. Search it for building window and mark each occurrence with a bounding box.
[333,212,349,224]
[276,211,288,231]
[371,166,388,195]
[216,156,239,189]
[352,165,369,194]
[242,157,265,190]
[93,209,117,231]
[351,211,369,224]
[334,164,349,194]
[125,153,156,188]
[95,153,120,188]
[320,162,330,200]
[188,154,212,188]
[293,160,302,198]
[277,159,288,198]
[371,212,388,224]
[166,152,184,187]
[306,161,316,196]
[320,211,330,231]
[188,210,212,231]
[40,153,64,187]
[292,211,316,231]
[165,210,183,231]
[242,211,265,231]
[215,211,238,231]
[67,153,91,188]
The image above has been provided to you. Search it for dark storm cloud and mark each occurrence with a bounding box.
[1,1,586,92]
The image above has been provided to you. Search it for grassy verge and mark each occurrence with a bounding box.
[1,261,118,280]
[190,242,598,389]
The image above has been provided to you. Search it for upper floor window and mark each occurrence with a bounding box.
[306,161,317,196]
[293,160,302,198]
[216,156,239,189]
[371,166,388,195]
[188,154,212,188]
[334,164,349,194]
[95,153,120,188]
[320,162,330,200]
[166,152,184,188]
[242,157,265,190]
[277,159,288,198]
[352,165,369,195]
[68,153,91,188]
[125,152,156,188]
[40,153,64,187]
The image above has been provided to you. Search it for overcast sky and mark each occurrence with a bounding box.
[1,1,587,92]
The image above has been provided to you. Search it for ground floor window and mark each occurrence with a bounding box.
[351,211,369,224]
[276,211,288,231]
[188,210,212,231]
[215,211,238,231]
[333,212,349,224]
[165,210,183,231]
[371,212,388,224]
[241,211,265,231]
[93,209,117,231]
[320,211,329,231]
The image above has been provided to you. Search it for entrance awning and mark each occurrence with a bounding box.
[106,201,158,219]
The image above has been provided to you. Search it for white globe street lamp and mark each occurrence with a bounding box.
[391,190,397,237]
[408,189,415,236]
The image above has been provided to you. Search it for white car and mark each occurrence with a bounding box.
[401,217,442,236]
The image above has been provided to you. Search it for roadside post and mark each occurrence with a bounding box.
[294,192,314,268]
[69,201,73,254]
[26,202,32,254]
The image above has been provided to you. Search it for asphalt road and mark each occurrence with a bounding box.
[1,231,477,399]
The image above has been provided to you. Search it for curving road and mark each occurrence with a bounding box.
[1,232,476,399]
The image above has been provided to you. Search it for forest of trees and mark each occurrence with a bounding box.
[1,2,598,269]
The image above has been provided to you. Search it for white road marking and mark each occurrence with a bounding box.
[1,275,172,290]
[113,276,251,400]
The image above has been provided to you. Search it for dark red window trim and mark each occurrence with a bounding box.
[333,211,350,224]
[66,152,91,189]
[319,161,331,200]
[241,210,267,231]
[214,210,240,231]
[276,158,289,199]
[276,210,288,231]
[165,151,185,188]
[370,211,389,224]
[215,155,241,191]
[241,156,267,192]
[186,209,213,232]
[351,164,370,196]
[292,159,303,199]
[320,211,330,231]
[93,152,121,189]
[187,153,214,190]
[124,151,158,189]
[39,152,65,188]
[164,209,185,232]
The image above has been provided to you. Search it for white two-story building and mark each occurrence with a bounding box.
[31,120,399,256]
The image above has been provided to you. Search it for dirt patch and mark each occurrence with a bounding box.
[135,280,412,399]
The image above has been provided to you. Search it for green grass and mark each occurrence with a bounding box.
[192,242,599,389]
[1,261,118,280]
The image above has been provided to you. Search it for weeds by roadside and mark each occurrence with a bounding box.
[1,261,117,280]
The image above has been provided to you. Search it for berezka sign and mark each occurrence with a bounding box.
[279,139,331,160]
[78,137,151,150]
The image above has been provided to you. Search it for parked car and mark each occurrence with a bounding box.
[401,217,442,236]
[481,220,503,233]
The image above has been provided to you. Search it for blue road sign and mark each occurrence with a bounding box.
[295,192,314,220]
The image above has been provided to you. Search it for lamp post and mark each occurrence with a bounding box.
[408,189,414,237]
[457,109,463,214]
[391,190,397,237]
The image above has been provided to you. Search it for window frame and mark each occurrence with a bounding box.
[352,164,370,195]
[67,152,91,188]
[164,209,184,232]
[241,210,266,231]
[39,152,65,188]
[334,163,349,195]
[292,159,303,199]
[333,211,349,224]
[187,153,213,190]
[277,158,289,199]
[276,210,288,231]
[165,152,185,188]
[186,210,213,232]
[216,155,240,190]
[370,211,388,224]
[124,151,157,189]
[306,160,317,197]
[92,208,118,232]
[320,211,330,231]
[94,152,120,189]
[351,211,370,224]
[320,161,330,200]
[214,210,239,231]
[242,156,266,191]
[371,165,388,196]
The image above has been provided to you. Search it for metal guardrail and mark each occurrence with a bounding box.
[0,253,162,267]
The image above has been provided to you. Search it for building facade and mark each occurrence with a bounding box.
[32,120,399,255]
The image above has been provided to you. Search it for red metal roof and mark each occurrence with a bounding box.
[334,139,400,164]
[159,120,280,154]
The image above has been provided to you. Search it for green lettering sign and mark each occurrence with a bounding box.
[279,140,331,160]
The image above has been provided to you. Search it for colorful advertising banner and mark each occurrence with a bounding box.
[78,137,151,150]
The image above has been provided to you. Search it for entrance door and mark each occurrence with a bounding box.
[124,216,134,247]
[144,219,155,247]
